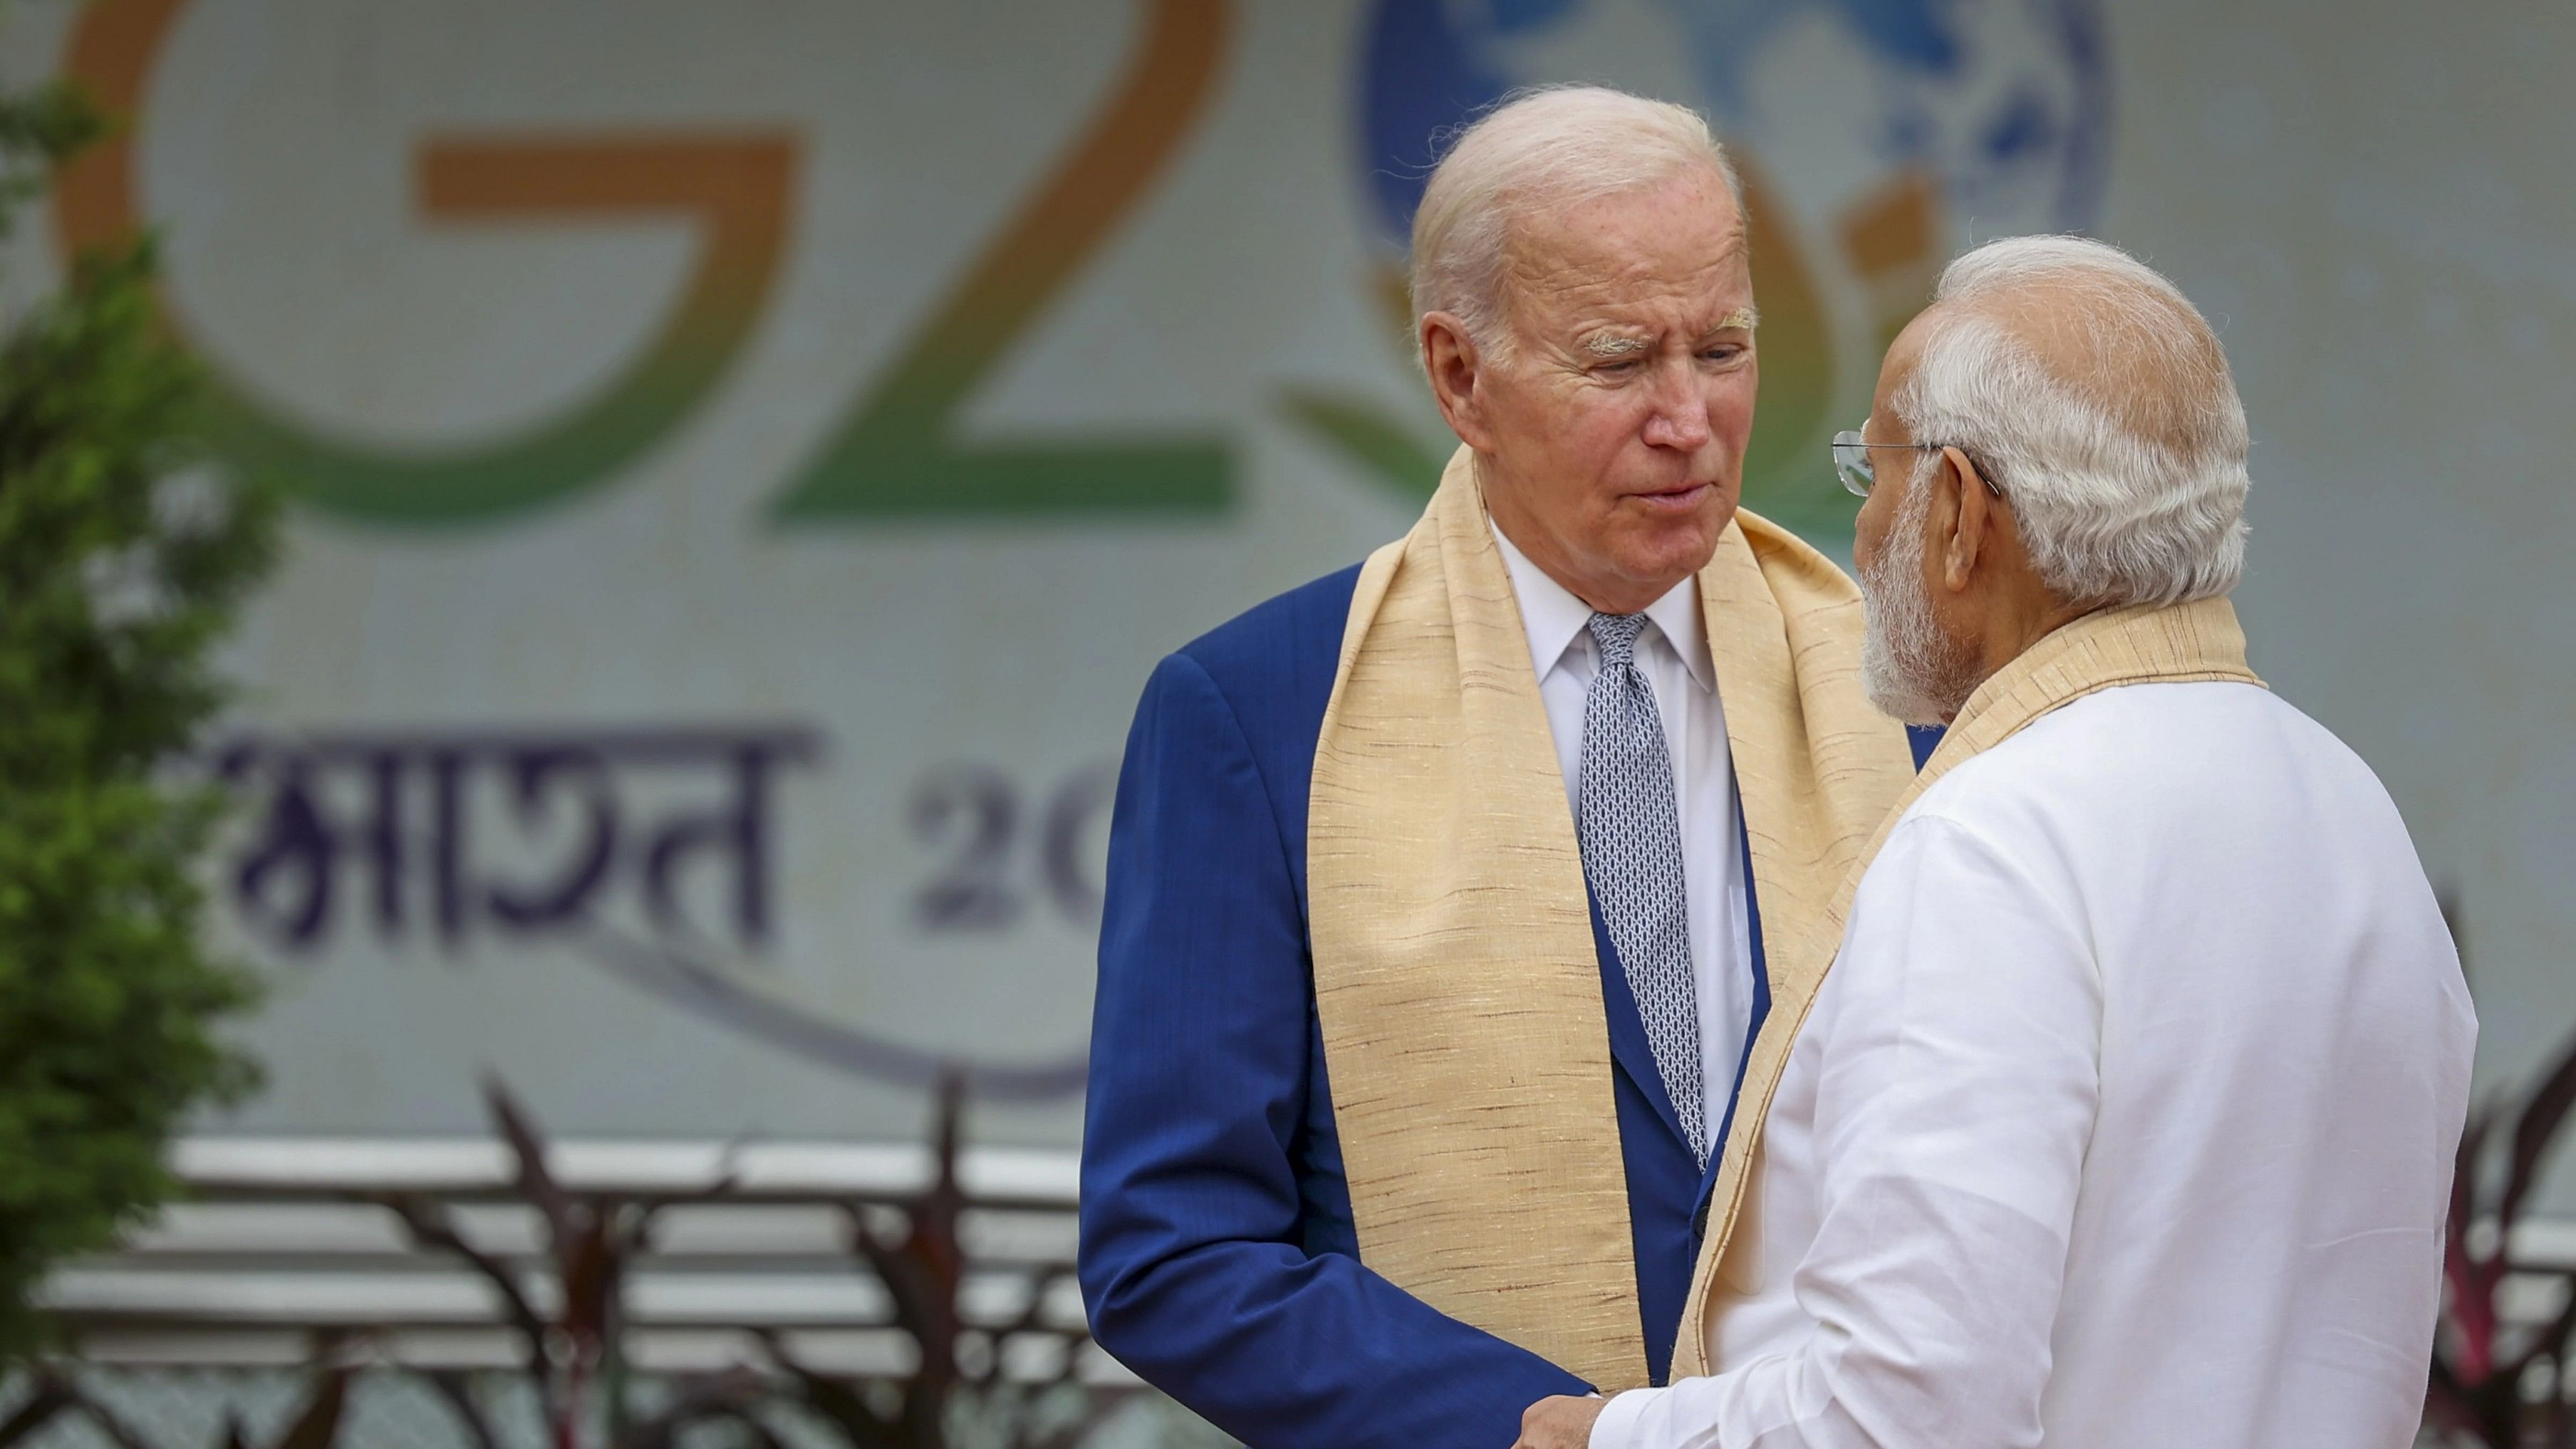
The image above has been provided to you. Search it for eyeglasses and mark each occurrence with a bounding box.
[1830,429,2005,499]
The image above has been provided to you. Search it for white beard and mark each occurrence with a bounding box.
[1859,477,1983,726]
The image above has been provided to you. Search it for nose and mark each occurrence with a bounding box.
[1640,372,1713,452]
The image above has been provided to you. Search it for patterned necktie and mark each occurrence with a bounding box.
[1578,611,1707,1165]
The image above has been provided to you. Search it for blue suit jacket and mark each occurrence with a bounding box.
[1078,565,1934,1448]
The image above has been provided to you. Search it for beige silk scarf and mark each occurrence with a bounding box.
[1668,593,2263,1376]
[1306,446,1918,1390]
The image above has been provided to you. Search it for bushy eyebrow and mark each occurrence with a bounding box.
[1577,306,1761,358]
[1582,333,1648,358]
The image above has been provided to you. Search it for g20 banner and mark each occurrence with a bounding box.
[31,0,2558,1156]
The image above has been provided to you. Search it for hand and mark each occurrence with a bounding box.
[1515,1393,1609,1449]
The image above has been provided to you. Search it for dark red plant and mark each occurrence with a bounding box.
[759,1071,1123,1449]
[2429,1027,2576,1446]
[375,1077,680,1449]
[390,1073,1122,1449]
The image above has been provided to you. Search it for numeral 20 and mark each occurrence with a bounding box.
[910,765,1114,932]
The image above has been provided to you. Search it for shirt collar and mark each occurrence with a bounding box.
[1489,518,1715,694]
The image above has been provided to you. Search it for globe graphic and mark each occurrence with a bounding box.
[1336,0,2112,538]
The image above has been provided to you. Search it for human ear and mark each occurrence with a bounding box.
[1421,312,1495,450]
[1937,445,1992,594]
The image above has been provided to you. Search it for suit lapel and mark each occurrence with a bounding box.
[1593,767,1780,1220]
[1587,890,1695,1158]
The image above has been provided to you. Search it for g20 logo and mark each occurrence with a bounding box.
[55,0,1232,527]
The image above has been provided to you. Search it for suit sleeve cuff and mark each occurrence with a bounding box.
[1589,1386,1658,1449]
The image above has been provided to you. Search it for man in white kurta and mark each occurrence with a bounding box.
[1525,236,2476,1449]
[1591,668,2473,1448]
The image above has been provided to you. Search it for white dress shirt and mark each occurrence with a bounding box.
[1592,680,2476,1449]
[1491,522,1752,1143]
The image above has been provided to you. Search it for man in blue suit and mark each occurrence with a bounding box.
[1079,88,1929,1448]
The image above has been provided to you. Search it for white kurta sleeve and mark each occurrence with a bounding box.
[1593,812,2104,1449]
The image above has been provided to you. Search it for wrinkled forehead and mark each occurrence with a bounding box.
[1499,172,1752,336]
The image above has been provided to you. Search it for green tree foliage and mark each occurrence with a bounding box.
[0,79,279,1353]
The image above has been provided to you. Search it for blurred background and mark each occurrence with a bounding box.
[0,0,2565,1445]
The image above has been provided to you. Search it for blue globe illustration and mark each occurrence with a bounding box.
[1359,0,2110,251]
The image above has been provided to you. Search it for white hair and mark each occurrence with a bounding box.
[1410,85,1743,364]
[1893,235,2250,607]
